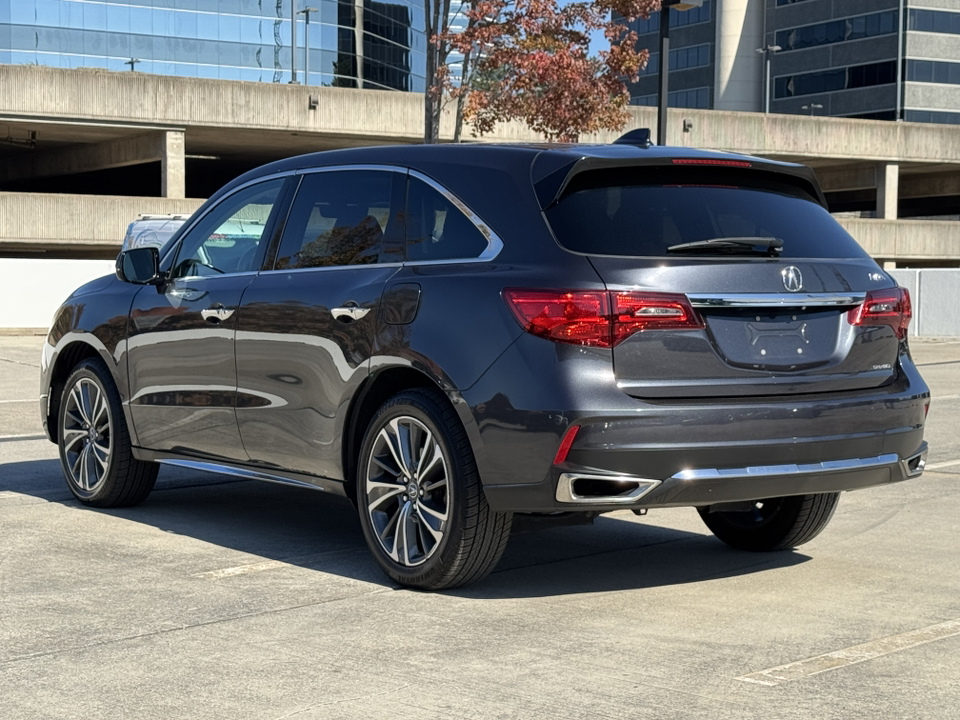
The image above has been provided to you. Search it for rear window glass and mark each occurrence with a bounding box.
[544,167,869,260]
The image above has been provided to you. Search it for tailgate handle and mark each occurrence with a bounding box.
[687,292,866,308]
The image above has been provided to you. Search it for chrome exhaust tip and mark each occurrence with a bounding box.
[900,447,927,479]
[556,473,661,504]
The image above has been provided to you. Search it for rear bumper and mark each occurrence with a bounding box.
[484,442,928,513]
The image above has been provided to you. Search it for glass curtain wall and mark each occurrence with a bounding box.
[0,0,425,91]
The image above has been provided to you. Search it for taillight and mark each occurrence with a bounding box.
[502,290,611,347]
[503,289,703,347]
[848,287,912,339]
[611,292,704,343]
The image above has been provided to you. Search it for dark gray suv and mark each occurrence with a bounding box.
[40,141,929,590]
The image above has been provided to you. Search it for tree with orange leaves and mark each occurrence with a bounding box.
[432,0,661,142]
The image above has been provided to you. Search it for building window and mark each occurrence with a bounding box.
[909,9,960,35]
[844,110,897,121]
[776,11,897,52]
[633,1,712,35]
[906,60,960,86]
[904,109,960,124]
[774,61,896,99]
[776,0,813,5]
[638,44,710,75]
[631,87,709,109]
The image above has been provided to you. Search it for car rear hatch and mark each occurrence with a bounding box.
[540,158,910,399]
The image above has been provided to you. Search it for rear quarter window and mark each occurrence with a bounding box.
[544,166,869,260]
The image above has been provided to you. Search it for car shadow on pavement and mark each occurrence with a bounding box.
[3,458,810,598]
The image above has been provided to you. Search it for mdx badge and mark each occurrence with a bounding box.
[781,266,803,292]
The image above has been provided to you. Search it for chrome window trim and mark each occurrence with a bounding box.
[171,271,259,282]
[262,262,405,275]
[671,453,900,482]
[407,169,504,263]
[262,164,504,269]
[687,292,866,308]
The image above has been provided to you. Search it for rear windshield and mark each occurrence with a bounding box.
[544,167,869,259]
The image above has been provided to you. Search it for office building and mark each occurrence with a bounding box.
[0,0,424,91]
[620,0,960,125]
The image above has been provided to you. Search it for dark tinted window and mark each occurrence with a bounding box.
[405,177,489,262]
[171,178,284,279]
[544,167,869,260]
[274,170,401,270]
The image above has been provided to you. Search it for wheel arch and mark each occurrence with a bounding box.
[45,337,121,444]
[341,364,483,503]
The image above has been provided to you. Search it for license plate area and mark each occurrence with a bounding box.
[703,308,844,371]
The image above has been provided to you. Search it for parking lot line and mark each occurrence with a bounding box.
[925,458,960,471]
[0,399,34,404]
[0,433,47,443]
[737,618,960,686]
[192,550,363,579]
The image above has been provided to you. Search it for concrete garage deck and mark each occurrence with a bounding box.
[1,334,959,719]
[3,65,960,265]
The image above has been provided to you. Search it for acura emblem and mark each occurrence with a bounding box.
[781,266,803,292]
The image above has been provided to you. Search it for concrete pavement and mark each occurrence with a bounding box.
[1,335,958,719]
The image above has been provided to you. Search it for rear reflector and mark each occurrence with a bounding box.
[848,287,912,339]
[503,289,703,348]
[553,425,580,465]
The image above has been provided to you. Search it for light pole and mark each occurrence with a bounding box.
[289,0,299,84]
[801,103,823,116]
[656,1,703,146]
[755,44,781,113]
[298,6,318,85]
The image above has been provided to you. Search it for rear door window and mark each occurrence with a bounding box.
[274,169,404,270]
[544,166,869,260]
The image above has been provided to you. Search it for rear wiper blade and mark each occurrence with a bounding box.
[666,236,783,255]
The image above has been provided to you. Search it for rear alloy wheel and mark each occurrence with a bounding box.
[357,388,512,590]
[58,358,158,507]
[697,492,840,551]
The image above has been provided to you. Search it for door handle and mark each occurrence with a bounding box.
[331,301,371,323]
[201,304,235,324]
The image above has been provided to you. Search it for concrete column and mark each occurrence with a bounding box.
[714,0,764,111]
[161,130,186,200]
[877,162,899,220]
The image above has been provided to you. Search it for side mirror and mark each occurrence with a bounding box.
[116,247,161,285]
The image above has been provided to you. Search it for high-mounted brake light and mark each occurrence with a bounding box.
[503,289,704,348]
[848,287,912,339]
[672,158,752,168]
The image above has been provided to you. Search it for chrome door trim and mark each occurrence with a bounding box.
[687,292,866,308]
[155,458,347,495]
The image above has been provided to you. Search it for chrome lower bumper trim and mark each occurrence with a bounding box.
[671,453,901,482]
[555,450,924,506]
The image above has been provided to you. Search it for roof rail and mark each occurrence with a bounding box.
[613,129,654,148]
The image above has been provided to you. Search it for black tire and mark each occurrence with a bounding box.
[697,492,840,551]
[356,388,512,590]
[57,358,158,508]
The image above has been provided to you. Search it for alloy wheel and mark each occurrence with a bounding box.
[364,416,449,567]
[61,377,112,493]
